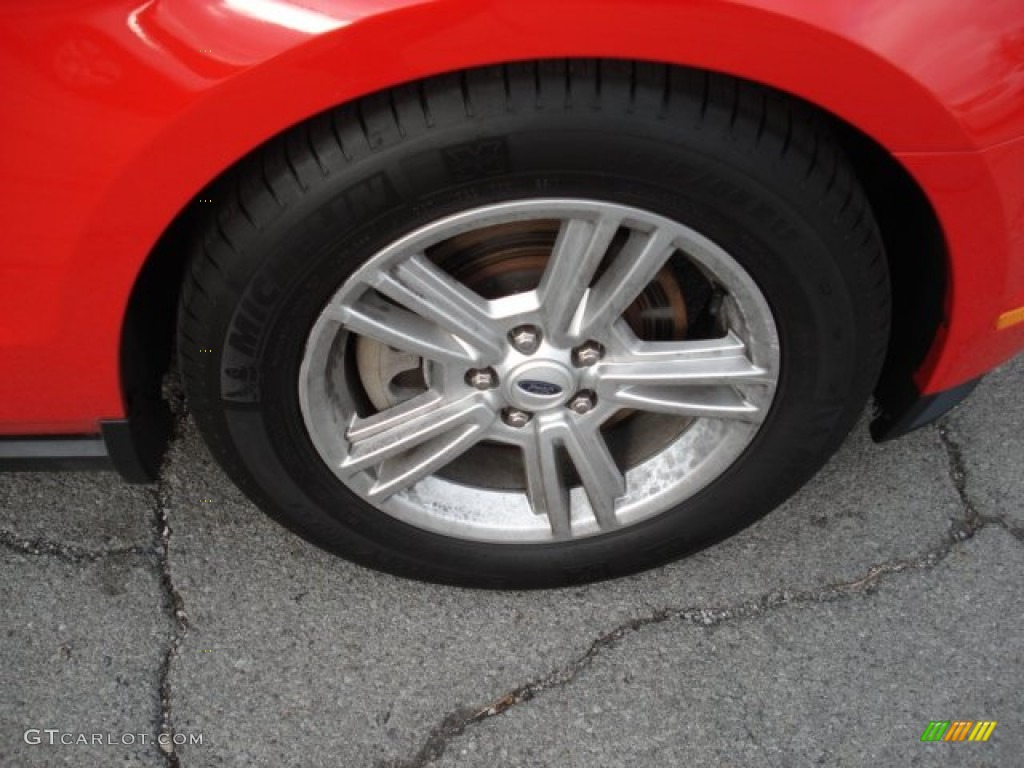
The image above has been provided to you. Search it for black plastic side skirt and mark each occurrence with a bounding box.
[0,397,171,483]
[870,376,980,442]
[0,436,113,472]
[101,393,173,483]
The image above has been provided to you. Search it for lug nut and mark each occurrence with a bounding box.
[568,391,596,415]
[502,408,533,428]
[466,368,498,390]
[508,325,542,355]
[571,341,604,367]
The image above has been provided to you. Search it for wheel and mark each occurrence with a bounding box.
[178,61,889,588]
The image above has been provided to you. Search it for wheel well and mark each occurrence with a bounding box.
[119,59,949,435]
[120,196,206,409]
[829,122,948,434]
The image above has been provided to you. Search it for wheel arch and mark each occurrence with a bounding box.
[111,3,978,444]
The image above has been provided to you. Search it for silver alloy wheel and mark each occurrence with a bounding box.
[298,199,780,543]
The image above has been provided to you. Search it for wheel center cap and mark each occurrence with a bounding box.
[505,360,575,411]
[517,380,563,397]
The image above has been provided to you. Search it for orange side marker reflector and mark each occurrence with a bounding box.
[997,306,1024,330]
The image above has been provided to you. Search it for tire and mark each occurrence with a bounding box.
[178,61,889,588]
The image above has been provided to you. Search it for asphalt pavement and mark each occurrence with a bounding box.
[2,356,1022,767]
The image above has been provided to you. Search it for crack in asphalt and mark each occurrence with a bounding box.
[937,421,1024,545]
[377,422,1002,768]
[937,421,981,523]
[152,477,189,768]
[0,528,152,562]
[153,385,190,768]
[991,516,1024,543]
[375,554,950,768]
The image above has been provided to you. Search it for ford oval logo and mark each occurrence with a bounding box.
[517,380,563,397]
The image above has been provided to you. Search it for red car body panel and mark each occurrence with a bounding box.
[0,0,1022,435]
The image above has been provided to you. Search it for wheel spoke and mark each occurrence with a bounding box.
[522,420,572,539]
[327,291,478,365]
[607,385,763,422]
[341,391,495,499]
[369,253,504,364]
[595,332,771,422]
[578,227,677,338]
[538,216,621,343]
[522,415,625,537]
[561,418,625,530]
